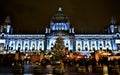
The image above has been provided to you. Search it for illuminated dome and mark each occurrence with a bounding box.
[51,7,69,22]
[50,7,70,31]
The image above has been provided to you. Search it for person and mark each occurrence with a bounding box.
[60,60,65,73]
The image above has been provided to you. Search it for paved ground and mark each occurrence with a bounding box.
[0,64,120,75]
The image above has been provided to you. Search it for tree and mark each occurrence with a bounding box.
[51,35,65,60]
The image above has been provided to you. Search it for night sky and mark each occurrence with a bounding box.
[0,0,120,34]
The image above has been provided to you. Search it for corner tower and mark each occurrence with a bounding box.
[0,16,13,34]
[109,16,120,34]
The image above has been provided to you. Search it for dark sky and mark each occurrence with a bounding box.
[0,0,120,34]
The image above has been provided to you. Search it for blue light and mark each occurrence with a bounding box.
[110,25,114,33]
[0,8,119,55]
[6,25,11,33]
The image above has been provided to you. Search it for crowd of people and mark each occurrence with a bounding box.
[1,50,120,73]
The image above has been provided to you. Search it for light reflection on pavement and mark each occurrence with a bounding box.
[0,64,119,75]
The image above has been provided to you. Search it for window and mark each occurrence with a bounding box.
[85,44,88,51]
[106,43,110,50]
[66,43,68,47]
[18,43,21,50]
[51,43,53,47]
[39,43,42,51]
[11,43,13,50]
[78,47,80,51]
[99,43,102,50]
[32,43,35,51]
[78,43,80,51]
[92,43,95,51]
[25,43,28,51]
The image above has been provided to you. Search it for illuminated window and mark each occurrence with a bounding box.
[110,25,114,33]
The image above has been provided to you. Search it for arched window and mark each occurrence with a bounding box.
[51,43,53,47]
[85,44,88,51]
[99,43,102,50]
[66,43,68,50]
[18,43,21,50]
[78,43,80,51]
[78,47,80,51]
[66,43,68,47]
[39,43,42,51]
[51,43,53,50]
[32,43,35,51]
[106,43,110,50]
[92,43,95,51]
[25,43,28,51]
[11,43,13,50]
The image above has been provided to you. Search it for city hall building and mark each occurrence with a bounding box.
[0,7,120,55]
